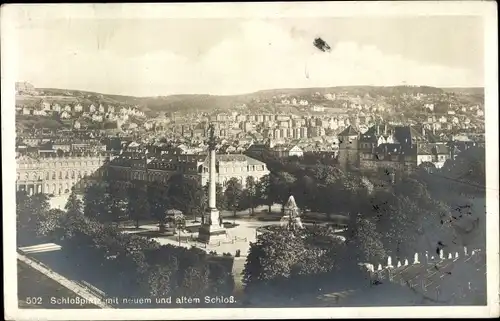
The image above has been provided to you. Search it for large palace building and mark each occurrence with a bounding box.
[16,152,112,196]
[16,148,269,196]
[107,152,269,189]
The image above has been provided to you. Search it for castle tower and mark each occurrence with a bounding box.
[337,125,360,169]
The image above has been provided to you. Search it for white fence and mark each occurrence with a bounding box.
[359,247,486,303]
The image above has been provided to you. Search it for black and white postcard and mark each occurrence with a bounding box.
[2,2,498,319]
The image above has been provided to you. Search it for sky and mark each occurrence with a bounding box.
[14,15,484,96]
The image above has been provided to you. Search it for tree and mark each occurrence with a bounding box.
[292,175,317,211]
[224,178,243,217]
[147,181,170,230]
[16,190,34,233]
[443,146,485,187]
[273,172,297,212]
[243,226,345,296]
[65,190,83,217]
[377,196,421,258]
[147,264,176,298]
[347,215,387,264]
[215,183,226,210]
[315,182,343,218]
[107,181,128,225]
[311,164,345,185]
[244,229,306,286]
[244,176,257,215]
[143,244,231,300]
[83,184,111,222]
[416,198,471,254]
[128,181,150,228]
[178,264,210,299]
[16,192,51,244]
[168,174,204,221]
[16,191,50,242]
[36,208,66,238]
[394,177,430,204]
[256,174,273,212]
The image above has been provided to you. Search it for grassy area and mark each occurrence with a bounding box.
[17,261,99,309]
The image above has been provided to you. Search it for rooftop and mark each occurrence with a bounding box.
[338,125,359,137]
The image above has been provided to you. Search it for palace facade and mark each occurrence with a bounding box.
[16,153,112,196]
[107,152,269,189]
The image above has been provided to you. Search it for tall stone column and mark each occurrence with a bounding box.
[208,148,217,210]
[198,123,225,243]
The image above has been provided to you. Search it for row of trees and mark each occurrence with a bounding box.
[83,173,268,228]
[242,148,486,299]
[79,145,484,265]
[85,169,342,227]
[83,174,206,229]
[16,191,235,306]
[420,146,486,197]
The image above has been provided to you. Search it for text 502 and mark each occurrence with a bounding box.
[25,297,42,305]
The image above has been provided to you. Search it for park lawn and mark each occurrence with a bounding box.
[17,260,99,309]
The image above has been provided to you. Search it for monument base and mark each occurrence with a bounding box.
[198,224,227,243]
[198,208,226,243]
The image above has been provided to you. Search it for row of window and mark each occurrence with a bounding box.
[16,169,104,181]
[18,160,103,169]
[17,180,94,195]
[417,155,449,162]
[110,168,265,187]
[202,165,266,173]
[111,169,170,183]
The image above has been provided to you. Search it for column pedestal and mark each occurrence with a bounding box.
[198,208,226,243]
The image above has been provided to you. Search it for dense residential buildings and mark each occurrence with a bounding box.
[15,84,485,196]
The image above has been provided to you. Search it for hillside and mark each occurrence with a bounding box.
[15,85,484,116]
[251,85,446,99]
[440,87,484,95]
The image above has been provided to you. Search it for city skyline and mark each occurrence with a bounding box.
[15,16,484,96]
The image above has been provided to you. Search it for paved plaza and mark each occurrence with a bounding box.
[123,219,278,256]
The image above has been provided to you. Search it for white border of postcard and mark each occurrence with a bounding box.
[2,1,499,319]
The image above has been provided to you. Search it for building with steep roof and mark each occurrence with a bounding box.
[270,144,304,158]
[199,154,269,188]
[359,124,395,152]
[358,125,448,174]
[246,143,271,159]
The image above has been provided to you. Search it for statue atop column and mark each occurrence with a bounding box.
[207,123,217,151]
